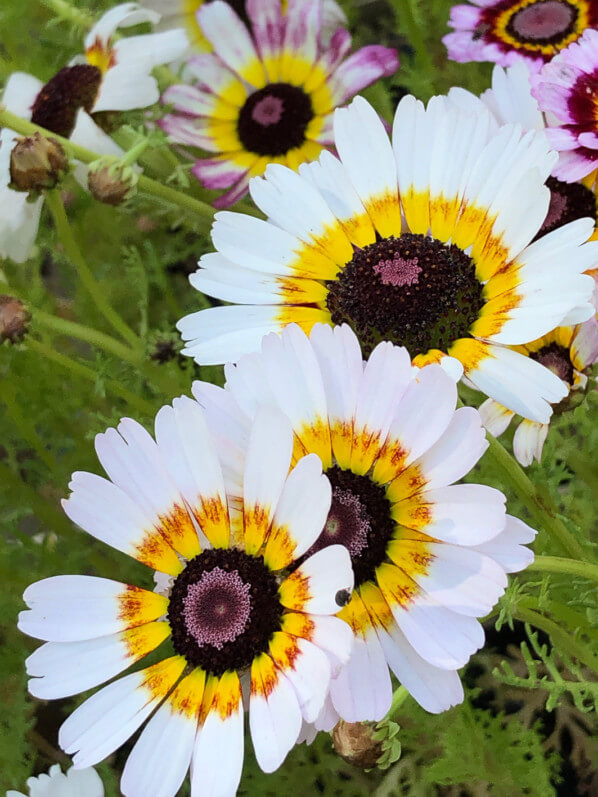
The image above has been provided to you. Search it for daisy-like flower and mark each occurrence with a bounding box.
[192,323,537,722]
[480,316,598,464]
[443,0,598,72]
[159,0,399,207]
[18,403,353,796]
[7,765,103,797]
[449,63,598,241]
[0,3,187,263]
[178,94,597,424]
[0,72,123,263]
[142,0,346,50]
[532,28,598,180]
[77,2,188,112]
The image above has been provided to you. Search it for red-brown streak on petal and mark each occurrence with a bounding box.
[251,654,279,699]
[117,585,167,626]
[281,611,316,642]
[213,672,242,719]
[158,503,197,547]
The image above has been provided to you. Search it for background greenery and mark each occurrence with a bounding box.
[0,0,596,794]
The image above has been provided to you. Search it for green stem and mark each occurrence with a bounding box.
[513,607,598,675]
[42,0,93,28]
[484,433,585,561]
[33,308,186,399]
[120,136,152,168]
[46,190,140,348]
[528,555,598,584]
[34,307,140,364]
[0,382,56,471]
[26,338,155,416]
[387,685,409,720]
[0,109,216,228]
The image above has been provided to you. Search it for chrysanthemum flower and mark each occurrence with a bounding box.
[480,316,598,464]
[7,765,103,797]
[19,403,353,797]
[443,0,598,71]
[0,3,187,263]
[531,28,598,181]
[449,63,598,241]
[179,94,597,424]
[0,72,124,263]
[192,323,537,721]
[77,2,188,112]
[143,0,346,50]
[159,0,399,206]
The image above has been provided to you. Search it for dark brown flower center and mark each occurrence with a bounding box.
[536,176,597,239]
[30,65,102,138]
[168,548,283,676]
[326,233,485,358]
[304,466,395,588]
[237,83,314,156]
[530,342,574,384]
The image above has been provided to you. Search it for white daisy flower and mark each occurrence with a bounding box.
[480,317,598,465]
[178,94,598,424]
[7,764,103,797]
[448,62,598,242]
[0,3,187,263]
[78,2,188,112]
[191,322,537,724]
[19,403,353,797]
[0,72,124,263]
[141,0,346,51]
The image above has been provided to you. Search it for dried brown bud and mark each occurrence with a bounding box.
[9,133,69,194]
[332,720,383,770]
[88,162,136,206]
[0,296,30,343]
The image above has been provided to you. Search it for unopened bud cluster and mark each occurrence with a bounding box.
[9,133,69,196]
[87,159,137,206]
[332,718,402,771]
[0,296,30,343]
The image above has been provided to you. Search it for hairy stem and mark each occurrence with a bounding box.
[0,109,217,228]
[513,607,598,675]
[528,555,598,584]
[484,432,586,561]
[26,338,155,415]
[46,190,140,348]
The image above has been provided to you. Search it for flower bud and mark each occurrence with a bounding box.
[88,160,137,206]
[332,718,401,771]
[0,296,30,343]
[9,133,69,194]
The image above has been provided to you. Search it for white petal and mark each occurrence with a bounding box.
[243,406,293,552]
[376,621,464,714]
[512,419,549,466]
[250,669,302,773]
[472,514,536,573]
[191,697,244,797]
[403,406,488,494]
[18,576,156,642]
[26,626,167,699]
[121,699,196,797]
[265,454,331,567]
[330,629,392,722]
[280,545,353,614]
[59,659,183,768]
[465,343,567,423]
[478,398,515,437]
[410,542,507,616]
[276,637,332,723]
